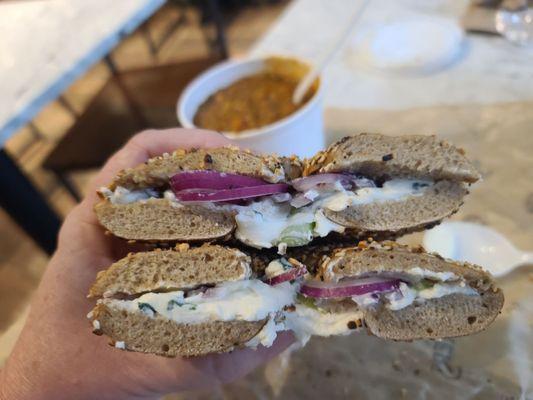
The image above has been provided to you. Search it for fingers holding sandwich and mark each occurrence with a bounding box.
[185,331,294,387]
[142,331,294,394]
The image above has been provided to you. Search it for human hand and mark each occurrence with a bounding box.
[0,128,293,400]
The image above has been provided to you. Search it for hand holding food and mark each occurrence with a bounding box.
[95,133,479,249]
[89,131,503,358]
[0,129,294,400]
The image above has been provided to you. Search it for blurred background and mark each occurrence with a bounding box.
[0,0,532,399]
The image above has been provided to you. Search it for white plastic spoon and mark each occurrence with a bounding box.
[292,0,371,104]
[423,221,533,278]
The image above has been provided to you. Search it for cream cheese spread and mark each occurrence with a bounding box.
[372,281,477,311]
[105,280,296,324]
[285,304,364,345]
[265,260,287,278]
[100,186,158,204]
[102,178,432,248]
[104,280,297,348]
[231,178,430,248]
[233,199,294,249]
[419,282,476,299]
[321,266,478,312]
[97,269,478,349]
[314,209,345,237]
[407,267,457,282]
[322,179,431,209]
[245,317,286,348]
[115,341,126,349]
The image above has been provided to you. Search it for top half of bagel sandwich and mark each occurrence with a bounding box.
[95,133,479,249]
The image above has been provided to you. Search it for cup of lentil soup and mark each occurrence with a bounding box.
[177,56,324,157]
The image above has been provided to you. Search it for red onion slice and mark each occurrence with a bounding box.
[265,265,307,286]
[290,193,313,208]
[170,170,268,192]
[173,184,289,203]
[291,174,349,192]
[291,174,376,193]
[351,177,376,189]
[300,277,401,298]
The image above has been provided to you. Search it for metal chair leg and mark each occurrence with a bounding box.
[28,121,45,140]
[0,149,60,255]
[207,0,228,59]
[103,54,149,128]
[140,10,187,57]
[140,23,158,57]
[52,170,83,203]
[57,95,79,119]
[104,54,119,75]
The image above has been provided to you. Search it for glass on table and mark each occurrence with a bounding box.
[495,0,533,47]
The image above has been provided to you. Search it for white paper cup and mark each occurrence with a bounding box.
[177,57,324,157]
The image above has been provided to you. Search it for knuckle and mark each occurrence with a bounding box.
[129,129,154,144]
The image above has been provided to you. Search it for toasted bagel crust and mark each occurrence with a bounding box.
[305,133,480,182]
[111,146,296,190]
[323,180,467,233]
[89,245,250,298]
[91,303,266,357]
[94,199,235,242]
[364,290,504,340]
[319,241,495,290]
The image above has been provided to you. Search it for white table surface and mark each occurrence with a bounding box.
[251,0,533,110]
[0,0,165,147]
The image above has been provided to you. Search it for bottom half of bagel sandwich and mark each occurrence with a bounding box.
[87,243,503,357]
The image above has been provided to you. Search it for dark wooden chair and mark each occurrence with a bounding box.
[43,0,229,201]
[42,57,222,201]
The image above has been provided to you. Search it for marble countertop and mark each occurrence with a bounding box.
[251,0,533,110]
[0,0,165,147]
[241,3,533,397]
